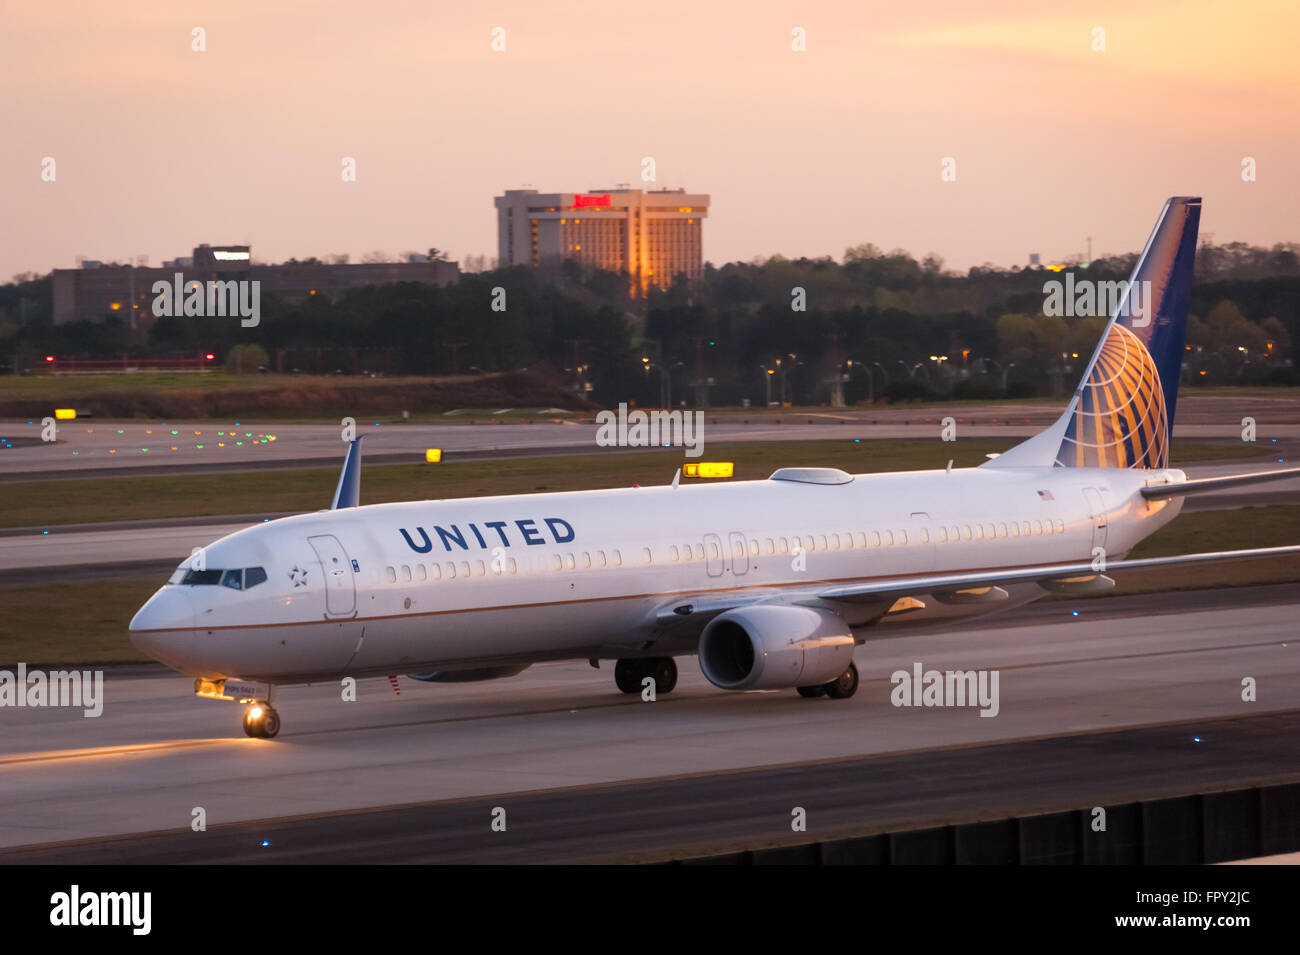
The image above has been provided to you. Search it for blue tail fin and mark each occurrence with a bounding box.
[989,196,1201,470]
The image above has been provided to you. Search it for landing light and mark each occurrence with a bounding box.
[249,706,264,719]
[683,462,734,479]
[425,448,442,463]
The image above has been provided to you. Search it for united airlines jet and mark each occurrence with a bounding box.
[130,197,1300,738]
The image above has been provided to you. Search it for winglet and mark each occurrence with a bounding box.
[331,435,365,509]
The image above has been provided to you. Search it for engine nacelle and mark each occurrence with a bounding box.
[698,605,855,691]
[407,664,530,683]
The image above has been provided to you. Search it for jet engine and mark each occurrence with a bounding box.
[697,605,855,691]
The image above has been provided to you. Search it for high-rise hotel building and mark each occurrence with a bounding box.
[494,187,709,292]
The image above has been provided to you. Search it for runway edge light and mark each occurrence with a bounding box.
[683,462,734,479]
[54,408,76,420]
[425,448,442,463]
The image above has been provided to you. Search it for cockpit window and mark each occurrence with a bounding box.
[178,566,268,589]
[181,569,223,586]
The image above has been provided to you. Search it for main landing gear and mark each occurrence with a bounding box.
[614,657,678,695]
[796,661,859,700]
[243,702,281,738]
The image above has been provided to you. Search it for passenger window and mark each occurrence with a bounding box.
[245,566,267,588]
[385,566,396,583]
[750,539,759,556]
[642,547,653,564]
[1034,521,1043,535]
[1022,521,1032,536]
[962,526,973,541]
[565,554,575,570]
[598,550,607,567]
[998,523,1008,538]
[475,560,485,576]
[1009,523,1019,537]
[920,529,929,544]
[582,552,591,568]
[1045,521,1053,535]
[430,563,442,580]
[779,537,789,553]
[938,526,948,543]
[507,558,517,574]
[804,535,815,552]
[709,541,720,559]
[446,562,457,579]
[898,530,908,545]
[872,531,881,547]
[401,565,412,581]
[551,555,561,571]
[766,539,775,555]
[460,561,471,578]
[416,564,427,581]
[856,532,867,548]
[1056,520,1065,533]
[975,525,984,540]
[221,569,243,590]
[670,545,679,561]
[817,534,828,551]
[613,549,622,566]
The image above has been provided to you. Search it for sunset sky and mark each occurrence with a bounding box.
[3,0,1297,279]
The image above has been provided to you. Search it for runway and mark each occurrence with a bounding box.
[1,584,1296,861]
[2,393,1296,479]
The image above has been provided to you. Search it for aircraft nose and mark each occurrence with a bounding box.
[129,587,194,661]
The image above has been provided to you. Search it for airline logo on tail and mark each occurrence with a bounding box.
[1058,324,1170,468]
[1052,196,1201,470]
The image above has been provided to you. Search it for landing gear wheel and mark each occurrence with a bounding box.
[650,657,678,694]
[824,661,859,700]
[243,704,281,739]
[614,659,642,694]
[797,685,828,698]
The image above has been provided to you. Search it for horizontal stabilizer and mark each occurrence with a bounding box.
[1140,466,1300,499]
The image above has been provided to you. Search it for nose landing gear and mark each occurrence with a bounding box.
[243,703,281,739]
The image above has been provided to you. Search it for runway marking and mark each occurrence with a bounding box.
[0,737,253,767]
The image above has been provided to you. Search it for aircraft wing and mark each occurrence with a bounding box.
[1140,466,1300,500]
[655,544,1300,622]
[817,544,1300,603]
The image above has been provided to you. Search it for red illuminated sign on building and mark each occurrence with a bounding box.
[572,194,611,209]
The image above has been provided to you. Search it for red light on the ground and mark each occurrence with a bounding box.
[205,353,215,360]
[45,355,54,362]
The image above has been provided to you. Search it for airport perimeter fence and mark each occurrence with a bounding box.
[669,781,1300,865]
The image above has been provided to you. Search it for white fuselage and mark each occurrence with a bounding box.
[128,465,1185,683]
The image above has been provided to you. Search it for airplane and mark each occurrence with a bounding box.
[130,197,1300,738]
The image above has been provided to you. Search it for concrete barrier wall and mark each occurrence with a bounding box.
[672,781,1300,865]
